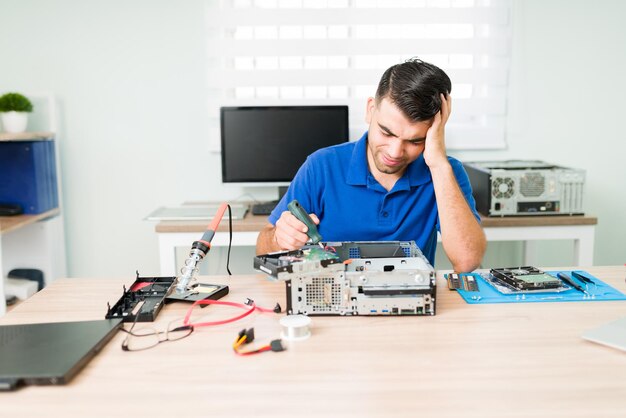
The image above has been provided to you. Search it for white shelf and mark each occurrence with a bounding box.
[0,128,66,317]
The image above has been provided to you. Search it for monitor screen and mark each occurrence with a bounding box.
[220,106,349,184]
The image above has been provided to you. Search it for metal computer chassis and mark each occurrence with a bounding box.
[254,241,436,316]
[463,160,585,217]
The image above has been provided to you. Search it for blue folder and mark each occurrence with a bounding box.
[0,140,59,214]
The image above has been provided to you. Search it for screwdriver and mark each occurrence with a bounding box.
[287,199,323,248]
[571,271,596,285]
[557,272,589,295]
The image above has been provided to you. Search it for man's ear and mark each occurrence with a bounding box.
[365,97,376,124]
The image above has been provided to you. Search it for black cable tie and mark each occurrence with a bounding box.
[273,303,282,313]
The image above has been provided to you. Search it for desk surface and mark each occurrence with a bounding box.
[1,266,625,417]
[154,210,268,233]
[0,208,60,235]
[154,210,598,233]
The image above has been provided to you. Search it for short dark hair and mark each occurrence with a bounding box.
[375,58,452,122]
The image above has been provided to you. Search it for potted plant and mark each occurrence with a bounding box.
[0,92,34,133]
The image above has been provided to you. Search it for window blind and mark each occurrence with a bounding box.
[206,0,512,150]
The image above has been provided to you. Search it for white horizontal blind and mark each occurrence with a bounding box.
[205,0,512,150]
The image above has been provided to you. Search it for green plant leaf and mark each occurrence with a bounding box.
[0,92,34,112]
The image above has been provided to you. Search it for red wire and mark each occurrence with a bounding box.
[234,345,271,356]
[182,299,275,328]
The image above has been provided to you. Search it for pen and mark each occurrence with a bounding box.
[557,272,588,295]
[571,271,596,285]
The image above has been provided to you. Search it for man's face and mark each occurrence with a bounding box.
[365,97,432,177]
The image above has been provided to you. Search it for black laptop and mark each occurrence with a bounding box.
[0,319,122,391]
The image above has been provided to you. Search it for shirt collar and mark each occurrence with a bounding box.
[346,132,370,185]
[346,131,432,188]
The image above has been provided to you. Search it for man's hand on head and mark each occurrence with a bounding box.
[274,210,320,251]
[423,93,452,170]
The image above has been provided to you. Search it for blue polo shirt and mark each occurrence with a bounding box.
[268,132,480,265]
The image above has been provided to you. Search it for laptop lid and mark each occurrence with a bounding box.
[0,319,122,391]
[581,316,626,353]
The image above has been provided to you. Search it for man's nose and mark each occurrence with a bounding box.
[387,138,404,158]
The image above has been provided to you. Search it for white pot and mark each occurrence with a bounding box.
[1,111,29,133]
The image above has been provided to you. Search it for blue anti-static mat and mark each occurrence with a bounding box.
[451,270,626,304]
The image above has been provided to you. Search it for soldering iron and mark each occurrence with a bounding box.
[175,202,229,293]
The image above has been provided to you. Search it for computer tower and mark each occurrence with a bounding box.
[463,160,585,217]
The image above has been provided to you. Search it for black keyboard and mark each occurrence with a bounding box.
[251,201,278,216]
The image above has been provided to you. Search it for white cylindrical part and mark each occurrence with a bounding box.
[280,314,312,341]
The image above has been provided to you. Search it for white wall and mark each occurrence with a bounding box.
[2,0,222,277]
[447,0,626,268]
[1,0,625,278]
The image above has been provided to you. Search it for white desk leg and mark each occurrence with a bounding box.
[158,233,183,276]
[522,241,538,266]
[523,226,595,266]
[484,224,597,268]
[157,231,261,276]
[573,225,595,267]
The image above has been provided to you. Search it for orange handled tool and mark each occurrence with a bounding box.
[175,202,229,293]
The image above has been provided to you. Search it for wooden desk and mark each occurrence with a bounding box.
[1,266,625,417]
[153,212,598,275]
[0,209,66,316]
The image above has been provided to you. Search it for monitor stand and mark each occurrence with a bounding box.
[251,186,289,216]
[277,185,288,201]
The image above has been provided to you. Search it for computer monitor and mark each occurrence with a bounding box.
[220,105,349,214]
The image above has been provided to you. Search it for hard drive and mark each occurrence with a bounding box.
[489,266,562,291]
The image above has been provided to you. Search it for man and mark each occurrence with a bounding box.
[256,58,486,272]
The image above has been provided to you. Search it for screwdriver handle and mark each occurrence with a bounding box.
[557,272,586,294]
[571,271,595,285]
[287,200,322,244]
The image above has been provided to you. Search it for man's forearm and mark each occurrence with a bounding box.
[430,163,486,272]
[256,224,281,255]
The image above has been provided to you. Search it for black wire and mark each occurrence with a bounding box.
[226,204,232,275]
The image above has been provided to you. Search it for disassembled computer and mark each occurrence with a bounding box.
[463,160,585,217]
[254,241,436,316]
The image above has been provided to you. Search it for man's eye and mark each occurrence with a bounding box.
[381,131,392,137]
